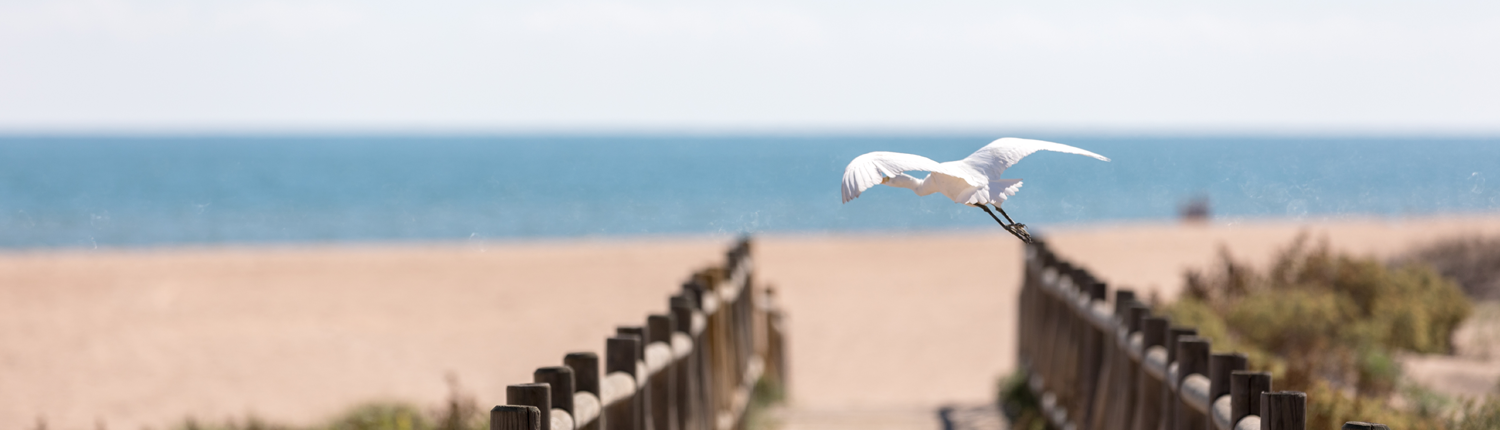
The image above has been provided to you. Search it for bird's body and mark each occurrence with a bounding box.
[840,137,1110,243]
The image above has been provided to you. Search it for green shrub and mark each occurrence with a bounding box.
[1305,382,1445,430]
[1170,233,1471,396]
[1163,233,1477,428]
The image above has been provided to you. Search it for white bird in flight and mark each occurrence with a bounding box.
[840,137,1110,243]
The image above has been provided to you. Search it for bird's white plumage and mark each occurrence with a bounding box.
[958,137,1110,181]
[840,151,977,203]
[840,137,1109,205]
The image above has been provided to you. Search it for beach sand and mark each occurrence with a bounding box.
[4,214,1500,430]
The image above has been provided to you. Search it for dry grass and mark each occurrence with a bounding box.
[1396,235,1500,301]
[1165,232,1482,428]
[162,379,484,430]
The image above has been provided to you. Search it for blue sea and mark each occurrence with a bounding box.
[1,135,1497,249]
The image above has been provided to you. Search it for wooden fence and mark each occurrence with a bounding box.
[1019,240,1391,430]
[492,238,788,430]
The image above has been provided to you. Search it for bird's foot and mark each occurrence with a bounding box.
[1011,223,1034,244]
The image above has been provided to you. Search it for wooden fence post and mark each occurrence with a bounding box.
[1087,289,1135,430]
[1037,261,1069,393]
[1019,243,1039,370]
[535,366,576,417]
[1110,303,1150,429]
[566,353,602,430]
[1132,317,1169,430]
[1051,266,1082,419]
[1160,327,1198,430]
[670,295,701,430]
[1230,371,1271,429]
[681,281,717,430]
[607,336,641,430]
[1261,392,1306,430]
[1075,280,1108,430]
[493,405,542,430]
[1208,354,1246,403]
[617,328,651,430]
[508,383,552,430]
[1064,268,1096,425]
[1174,338,1210,430]
[648,314,678,430]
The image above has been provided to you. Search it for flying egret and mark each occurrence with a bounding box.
[840,137,1110,243]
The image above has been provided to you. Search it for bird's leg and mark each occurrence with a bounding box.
[993,205,1034,244]
[978,205,1031,243]
[977,205,1010,228]
[994,205,1018,225]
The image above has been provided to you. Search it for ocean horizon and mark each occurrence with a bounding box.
[2,134,1497,250]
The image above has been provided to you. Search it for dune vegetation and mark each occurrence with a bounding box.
[1165,233,1494,429]
[1002,232,1500,429]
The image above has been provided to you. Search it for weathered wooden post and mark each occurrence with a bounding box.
[493,405,542,430]
[1037,261,1068,391]
[683,280,719,429]
[1075,280,1108,429]
[1110,303,1150,429]
[1230,371,1271,429]
[566,353,602,430]
[1208,354,1247,404]
[670,295,701,430]
[761,287,787,392]
[1019,243,1040,369]
[1207,354,1246,430]
[1175,338,1210,430]
[508,383,552,430]
[618,327,651,430]
[1061,267,1093,424]
[647,314,678,430]
[1132,317,1169,430]
[1260,392,1305,430]
[1087,289,1135,430]
[1049,265,1081,418]
[535,366,576,420]
[1160,327,1198,430]
[607,336,641,430]
[699,269,732,422]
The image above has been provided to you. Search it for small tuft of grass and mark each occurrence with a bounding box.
[997,370,1045,430]
[744,377,787,430]
[167,378,484,430]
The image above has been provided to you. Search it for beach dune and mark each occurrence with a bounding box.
[4,214,1500,430]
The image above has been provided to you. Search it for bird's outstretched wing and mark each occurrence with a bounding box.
[972,179,1024,205]
[841,151,976,203]
[956,138,1110,180]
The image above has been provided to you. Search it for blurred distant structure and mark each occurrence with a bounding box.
[1179,195,1211,223]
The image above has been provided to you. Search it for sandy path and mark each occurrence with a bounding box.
[756,232,1023,424]
[5,214,1500,430]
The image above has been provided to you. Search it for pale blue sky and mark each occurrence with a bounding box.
[1,0,1497,133]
